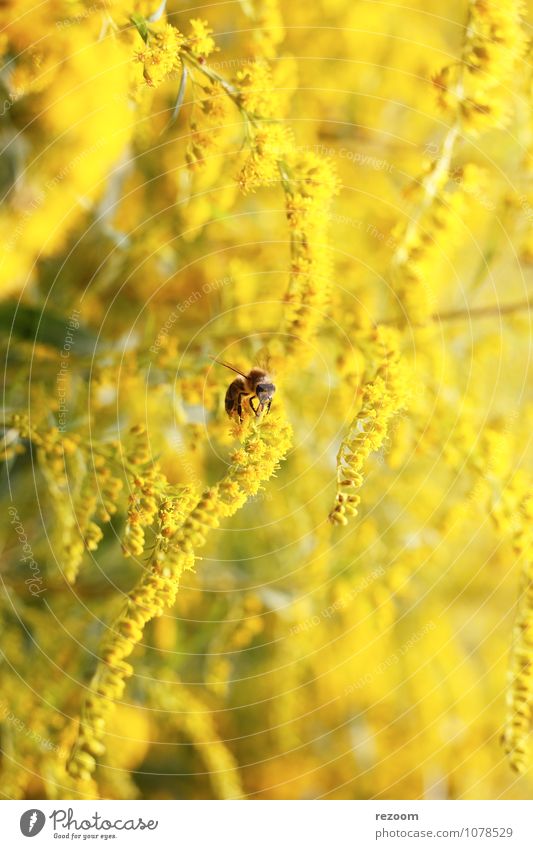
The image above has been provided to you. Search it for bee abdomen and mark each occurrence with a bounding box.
[225,377,245,415]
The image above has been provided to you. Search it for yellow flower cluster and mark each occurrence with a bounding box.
[121,424,198,558]
[501,482,533,772]
[235,60,279,118]
[186,83,229,171]
[183,46,339,358]
[391,0,527,325]
[234,61,291,192]
[172,407,293,538]
[68,570,181,782]
[238,124,293,193]
[392,163,487,325]
[121,425,165,557]
[7,415,122,584]
[68,406,292,777]
[436,0,528,132]
[187,18,217,61]
[329,327,409,526]
[282,151,340,356]
[134,22,184,89]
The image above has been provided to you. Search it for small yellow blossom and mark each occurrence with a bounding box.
[238,123,293,192]
[502,487,533,773]
[436,0,528,132]
[187,18,217,60]
[135,23,184,88]
[68,406,292,776]
[236,61,279,117]
[329,327,409,525]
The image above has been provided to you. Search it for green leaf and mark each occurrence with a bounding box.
[171,66,188,125]
[130,13,149,43]
[0,302,97,355]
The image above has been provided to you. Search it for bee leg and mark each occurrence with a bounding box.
[266,400,272,414]
[249,397,261,417]
[237,393,244,421]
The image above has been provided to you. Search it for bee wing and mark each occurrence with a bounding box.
[254,345,275,376]
[262,352,274,375]
[209,355,248,378]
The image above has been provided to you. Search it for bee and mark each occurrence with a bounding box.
[210,357,276,420]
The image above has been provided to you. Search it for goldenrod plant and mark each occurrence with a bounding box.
[0,0,533,801]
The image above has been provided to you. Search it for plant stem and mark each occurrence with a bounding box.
[381,297,532,327]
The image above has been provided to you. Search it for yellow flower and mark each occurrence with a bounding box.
[187,18,217,60]
[238,123,293,192]
[281,151,340,359]
[434,0,527,133]
[134,23,184,88]
[68,406,292,777]
[236,61,279,117]
[186,84,228,171]
[329,326,409,525]
[502,487,533,773]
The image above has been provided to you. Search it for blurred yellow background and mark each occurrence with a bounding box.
[0,0,532,800]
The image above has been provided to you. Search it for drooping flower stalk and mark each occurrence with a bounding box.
[329,326,409,526]
[501,484,533,773]
[392,0,527,325]
[68,408,292,779]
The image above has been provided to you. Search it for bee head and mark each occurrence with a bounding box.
[256,382,276,404]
